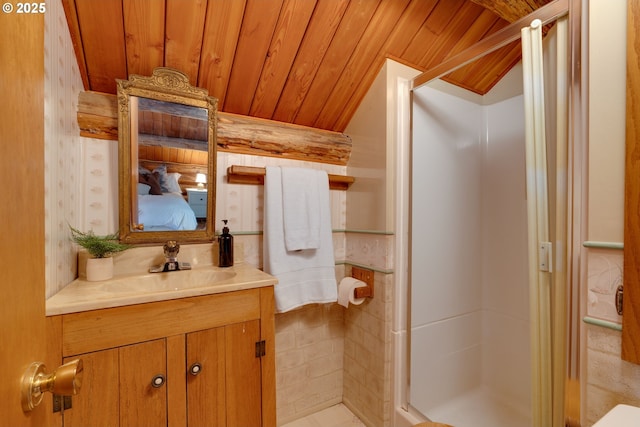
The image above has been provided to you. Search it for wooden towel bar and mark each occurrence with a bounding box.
[226,165,355,191]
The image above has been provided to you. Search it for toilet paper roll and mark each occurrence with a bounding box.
[338,277,367,308]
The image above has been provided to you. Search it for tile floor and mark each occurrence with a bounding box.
[281,403,366,427]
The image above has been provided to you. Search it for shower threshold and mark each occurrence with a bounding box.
[424,386,531,427]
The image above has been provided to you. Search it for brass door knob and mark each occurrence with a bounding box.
[21,359,83,412]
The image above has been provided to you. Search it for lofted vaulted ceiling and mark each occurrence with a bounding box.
[62,0,551,134]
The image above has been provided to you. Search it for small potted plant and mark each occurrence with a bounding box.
[70,226,131,281]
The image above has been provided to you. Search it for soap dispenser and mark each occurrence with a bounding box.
[218,219,234,267]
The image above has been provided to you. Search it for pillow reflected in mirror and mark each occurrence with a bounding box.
[137,183,151,195]
[165,172,182,193]
[139,172,162,195]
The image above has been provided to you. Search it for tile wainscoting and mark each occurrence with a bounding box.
[584,246,640,426]
[235,231,395,427]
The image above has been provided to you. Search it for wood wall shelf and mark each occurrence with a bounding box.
[226,165,355,191]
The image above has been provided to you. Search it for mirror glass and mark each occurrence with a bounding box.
[117,67,217,244]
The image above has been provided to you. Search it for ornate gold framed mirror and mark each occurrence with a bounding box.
[117,67,217,244]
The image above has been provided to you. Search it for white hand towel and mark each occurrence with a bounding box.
[281,167,321,251]
[264,166,337,313]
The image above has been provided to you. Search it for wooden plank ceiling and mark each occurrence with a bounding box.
[62,0,551,134]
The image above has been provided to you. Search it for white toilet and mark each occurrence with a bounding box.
[412,422,454,427]
[593,404,640,427]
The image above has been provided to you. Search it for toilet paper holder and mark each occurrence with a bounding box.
[352,266,374,299]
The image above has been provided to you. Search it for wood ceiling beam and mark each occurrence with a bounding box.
[76,91,352,165]
[470,0,552,23]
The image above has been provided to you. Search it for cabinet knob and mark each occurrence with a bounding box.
[189,362,202,376]
[151,374,166,388]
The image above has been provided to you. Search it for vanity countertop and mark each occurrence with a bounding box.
[46,262,277,316]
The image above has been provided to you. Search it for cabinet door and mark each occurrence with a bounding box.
[63,339,167,427]
[63,349,120,427]
[119,339,168,427]
[226,320,262,427]
[187,321,262,427]
[186,327,226,427]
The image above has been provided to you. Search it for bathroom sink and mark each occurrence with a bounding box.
[593,404,640,427]
[99,268,237,293]
[46,260,278,316]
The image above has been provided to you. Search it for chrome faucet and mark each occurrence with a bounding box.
[149,240,192,273]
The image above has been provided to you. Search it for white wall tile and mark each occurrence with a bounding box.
[586,249,623,323]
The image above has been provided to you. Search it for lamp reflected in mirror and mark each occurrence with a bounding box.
[196,173,207,188]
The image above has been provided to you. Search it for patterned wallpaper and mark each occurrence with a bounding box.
[216,152,347,234]
[44,0,84,297]
[81,140,118,234]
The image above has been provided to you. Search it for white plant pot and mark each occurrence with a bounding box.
[86,257,114,282]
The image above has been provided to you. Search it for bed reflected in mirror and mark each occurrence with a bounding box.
[133,97,208,232]
[117,67,217,244]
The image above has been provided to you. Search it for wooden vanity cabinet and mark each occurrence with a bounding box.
[62,339,168,427]
[53,287,275,427]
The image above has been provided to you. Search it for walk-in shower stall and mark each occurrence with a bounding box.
[410,74,531,427]
[403,15,570,427]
